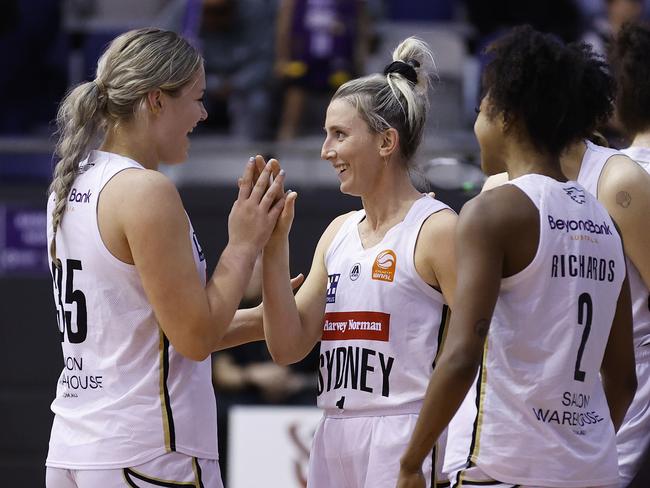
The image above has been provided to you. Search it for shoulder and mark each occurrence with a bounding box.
[317,211,357,251]
[481,171,509,193]
[105,169,186,230]
[459,184,537,241]
[419,208,457,244]
[600,154,650,198]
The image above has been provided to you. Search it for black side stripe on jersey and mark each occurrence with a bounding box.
[437,481,451,488]
[122,467,196,487]
[431,444,437,487]
[192,457,205,488]
[432,304,450,370]
[160,333,177,452]
[451,473,507,488]
[466,341,489,463]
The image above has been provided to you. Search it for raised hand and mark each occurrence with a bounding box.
[250,154,297,250]
[228,159,287,255]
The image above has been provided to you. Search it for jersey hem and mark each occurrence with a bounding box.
[473,458,620,488]
[45,446,218,470]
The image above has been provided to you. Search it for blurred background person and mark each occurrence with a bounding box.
[275,0,370,141]
[199,0,277,141]
[582,0,645,57]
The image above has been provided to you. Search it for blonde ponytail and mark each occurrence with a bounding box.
[49,81,105,263]
[47,28,203,264]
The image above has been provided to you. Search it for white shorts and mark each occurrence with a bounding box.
[307,411,446,488]
[45,452,223,488]
[617,350,650,486]
[449,465,618,488]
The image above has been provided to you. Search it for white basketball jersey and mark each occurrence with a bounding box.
[445,174,626,487]
[318,196,451,414]
[45,150,218,469]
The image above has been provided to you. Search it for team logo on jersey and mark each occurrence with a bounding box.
[326,274,341,303]
[372,250,396,282]
[349,263,361,281]
[563,186,586,204]
[68,188,92,203]
[547,216,612,235]
[322,311,390,341]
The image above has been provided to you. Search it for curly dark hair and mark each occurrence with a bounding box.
[482,25,614,157]
[612,22,650,137]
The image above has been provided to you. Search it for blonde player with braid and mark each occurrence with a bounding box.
[261,37,457,488]
[45,28,288,487]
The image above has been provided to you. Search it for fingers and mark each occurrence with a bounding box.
[250,161,276,203]
[281,190,297,223]
[268,186,287,219]
[290,273,305,291]
[260,169,287,211]
[252,155,281,186]
[237,160,255,200]
[252,155,266,184]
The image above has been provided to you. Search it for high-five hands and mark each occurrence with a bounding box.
[228,157,287,256]
[249,154,298,249]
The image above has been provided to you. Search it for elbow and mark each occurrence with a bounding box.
[443,348,482,384]
[165,321,223,362]
[267,346,300,366]
[174,342,212,362]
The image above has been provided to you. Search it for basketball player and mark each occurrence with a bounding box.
[45,28,288,487]
[610,21,650,486]
[480,22,650,487]
[261,37,457,487]
[397,26,637,488]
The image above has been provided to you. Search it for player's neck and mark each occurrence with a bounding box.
[559,139,588,181]
[100,125,159,170]
[503,138,567,182]
[360,171,421,232]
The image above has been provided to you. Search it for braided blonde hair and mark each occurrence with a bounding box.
[49,28,202,263]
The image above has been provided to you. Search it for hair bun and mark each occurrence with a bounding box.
[383,61,418,84]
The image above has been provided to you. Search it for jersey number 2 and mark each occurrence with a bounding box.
[52,259,88,343]
[574,292,592,382]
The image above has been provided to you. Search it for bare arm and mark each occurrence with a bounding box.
[215,273,305,351]
[601,272,637,431]
[262,195,352,365]
[414,209,458,307]
[398,188,536,488]
[116,161,285,361]
[599,155,650,290]
[274,0,294,77]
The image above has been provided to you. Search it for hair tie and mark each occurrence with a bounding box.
[93,79,108,106]
[383,60,418,84]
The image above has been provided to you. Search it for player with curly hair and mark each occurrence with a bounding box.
[397,25,637,488]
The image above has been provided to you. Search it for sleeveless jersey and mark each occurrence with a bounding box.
[444,174,626,487]
[318,196,451,414]
[45,150,218,469]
